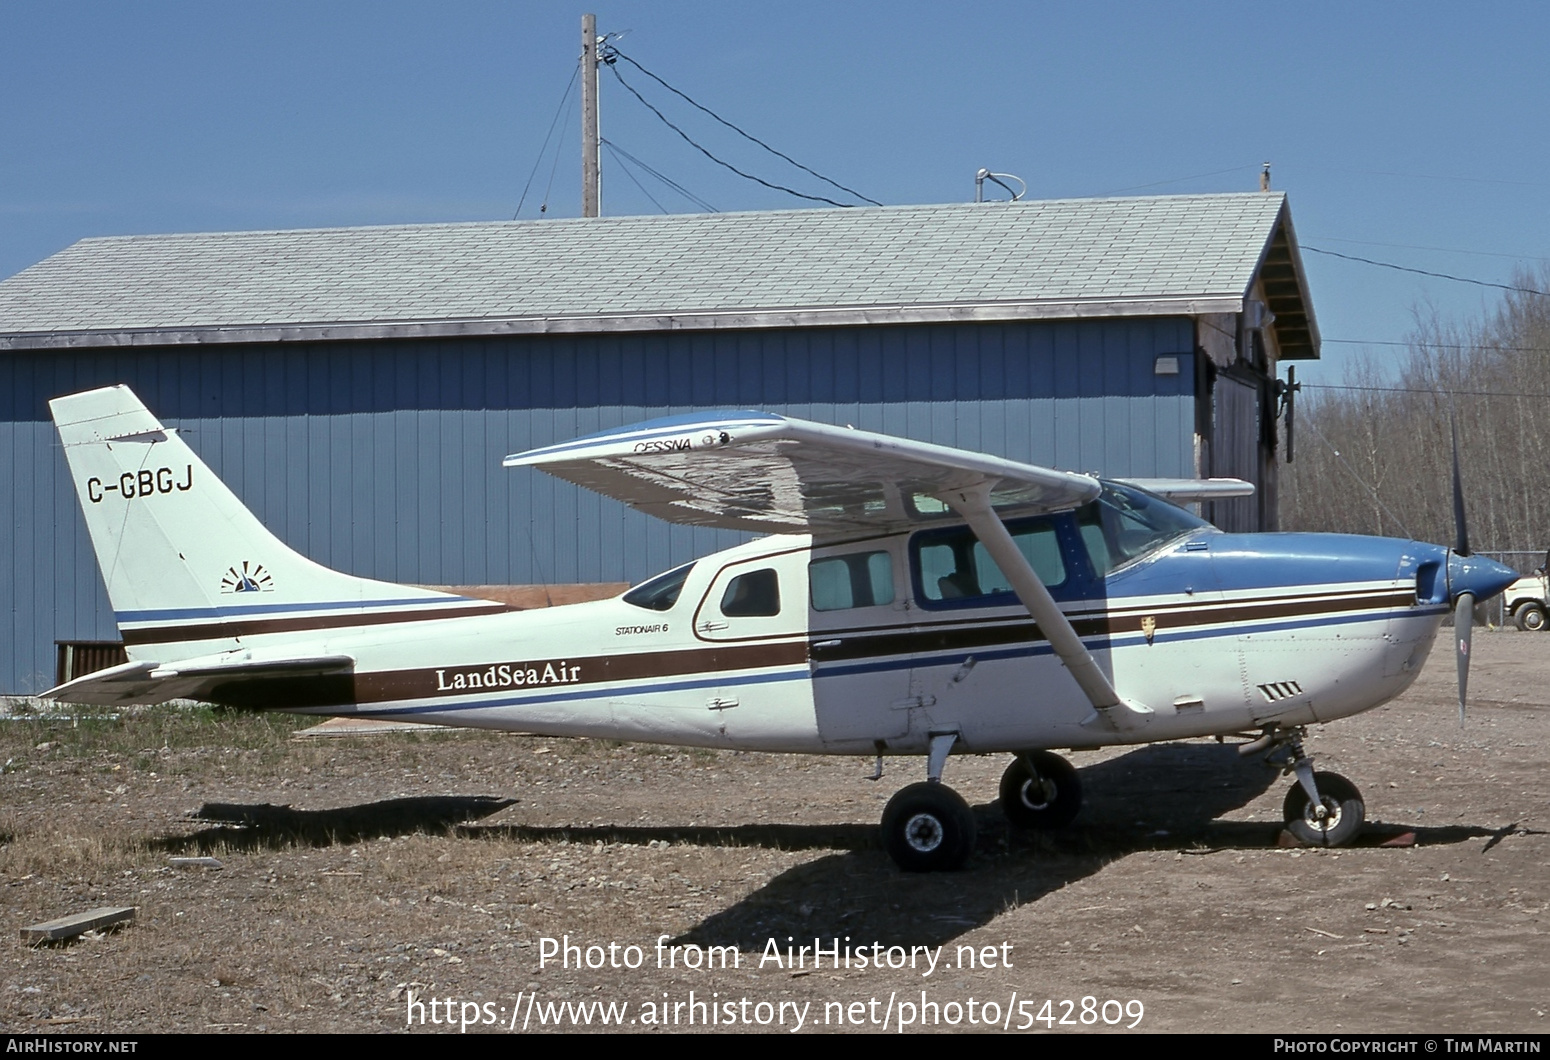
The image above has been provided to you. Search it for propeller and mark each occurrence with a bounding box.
[1451,419,1472,728]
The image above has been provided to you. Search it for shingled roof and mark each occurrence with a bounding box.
[0,193,1319,358]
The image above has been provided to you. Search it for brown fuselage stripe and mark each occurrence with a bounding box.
[809,588,1419,662]
[814,585,1412,640]
[120,601,512,645]
[195,640,811,711]
[351,641,810,705]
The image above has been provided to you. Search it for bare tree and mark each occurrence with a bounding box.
[1280,266,1550,565]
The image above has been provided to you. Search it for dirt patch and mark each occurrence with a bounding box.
[2,634,1545,1033]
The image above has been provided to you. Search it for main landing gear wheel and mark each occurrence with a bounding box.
[999,750,1082,829]
[1516,603,1547,632]
[1282,771,1365,847]
[882,782,976,872]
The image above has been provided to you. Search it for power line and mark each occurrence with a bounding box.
[1323,338,1550,353]
[1312,236,1550,264]
[515,65,579,219]
[1322,166,1549,190]
[605,60,859,209]
[602,141,670,214]
[609,48,882,207]
[1302,245,1550,297]
[601,138,717,213]
[1305,383,1550,399]
[539,78,580,216]
[1100,164,1260,195]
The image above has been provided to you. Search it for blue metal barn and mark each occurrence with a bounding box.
[0,194,1318,694]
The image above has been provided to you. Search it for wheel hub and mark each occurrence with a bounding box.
[1304,798,1342,831]
[903,812,946,853]
[1021,778,1056,811]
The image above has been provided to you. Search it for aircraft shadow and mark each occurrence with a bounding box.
[138,749,1527,952]
[655,742,1275,952]
[149,795,516,854]
[659,743,1517,954]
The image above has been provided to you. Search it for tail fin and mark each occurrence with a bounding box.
[51,385,503,662]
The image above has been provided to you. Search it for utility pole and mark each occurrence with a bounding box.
[581,14,600,218]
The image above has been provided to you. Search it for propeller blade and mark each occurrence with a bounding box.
[1451,419,1471,557]
[1455,591,1474,727]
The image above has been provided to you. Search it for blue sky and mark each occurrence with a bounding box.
[3,1,1546,389]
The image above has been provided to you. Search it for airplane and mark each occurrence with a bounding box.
[43,384,1518,871]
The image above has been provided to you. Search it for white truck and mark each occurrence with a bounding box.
[1505,557,1550,631]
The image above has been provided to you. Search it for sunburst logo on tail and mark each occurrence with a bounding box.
[220,562,273,594]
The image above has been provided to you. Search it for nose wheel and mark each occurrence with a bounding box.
[1244,726,1367,848]
[1282,771,1365,847]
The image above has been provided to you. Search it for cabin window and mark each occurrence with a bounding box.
[810,551,894,611]
[913,519,1066,605]
[720,568,781,617]
[622,562,695,611]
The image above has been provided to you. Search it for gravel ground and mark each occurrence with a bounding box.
[1,632,1545,1034]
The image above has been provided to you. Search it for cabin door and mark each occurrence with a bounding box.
[691,547,816,747]
[805,541,916,751]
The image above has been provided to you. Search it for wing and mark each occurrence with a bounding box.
[503,411,1101,534]
[510,412,1162,732]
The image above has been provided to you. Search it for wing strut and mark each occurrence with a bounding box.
[937,483,1152,732]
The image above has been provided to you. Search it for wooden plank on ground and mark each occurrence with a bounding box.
[21,906,136,943]
[292,716,458,738]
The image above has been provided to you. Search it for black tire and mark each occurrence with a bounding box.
[1282,771,1365,847]
[1516,603,1547,633]
[881,782,976,872]
[1000,751,1083,829]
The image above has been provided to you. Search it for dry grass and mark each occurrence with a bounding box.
[0,822,149,879]
[2,701,299,762]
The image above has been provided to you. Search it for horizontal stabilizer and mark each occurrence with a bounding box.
[41,661,161,706]
[44,654,355,709]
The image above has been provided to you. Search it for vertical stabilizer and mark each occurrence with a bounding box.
[51,386,504,661]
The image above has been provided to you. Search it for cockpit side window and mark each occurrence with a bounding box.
[1077,484,1208,577]
[622,562,695,611]
[720,568,781,617]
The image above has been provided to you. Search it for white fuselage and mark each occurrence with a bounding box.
[178,526,1444,756]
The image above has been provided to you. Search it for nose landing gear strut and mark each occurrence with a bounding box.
[1241,726,1365,847]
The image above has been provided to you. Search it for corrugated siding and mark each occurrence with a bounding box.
[1209,374,1262,533]
[0,317,1197,692]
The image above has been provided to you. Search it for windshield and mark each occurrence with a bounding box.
[1077,483,1208,577]
[622,562,696,611]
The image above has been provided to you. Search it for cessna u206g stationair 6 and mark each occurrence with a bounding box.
[47,385,1517,871]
